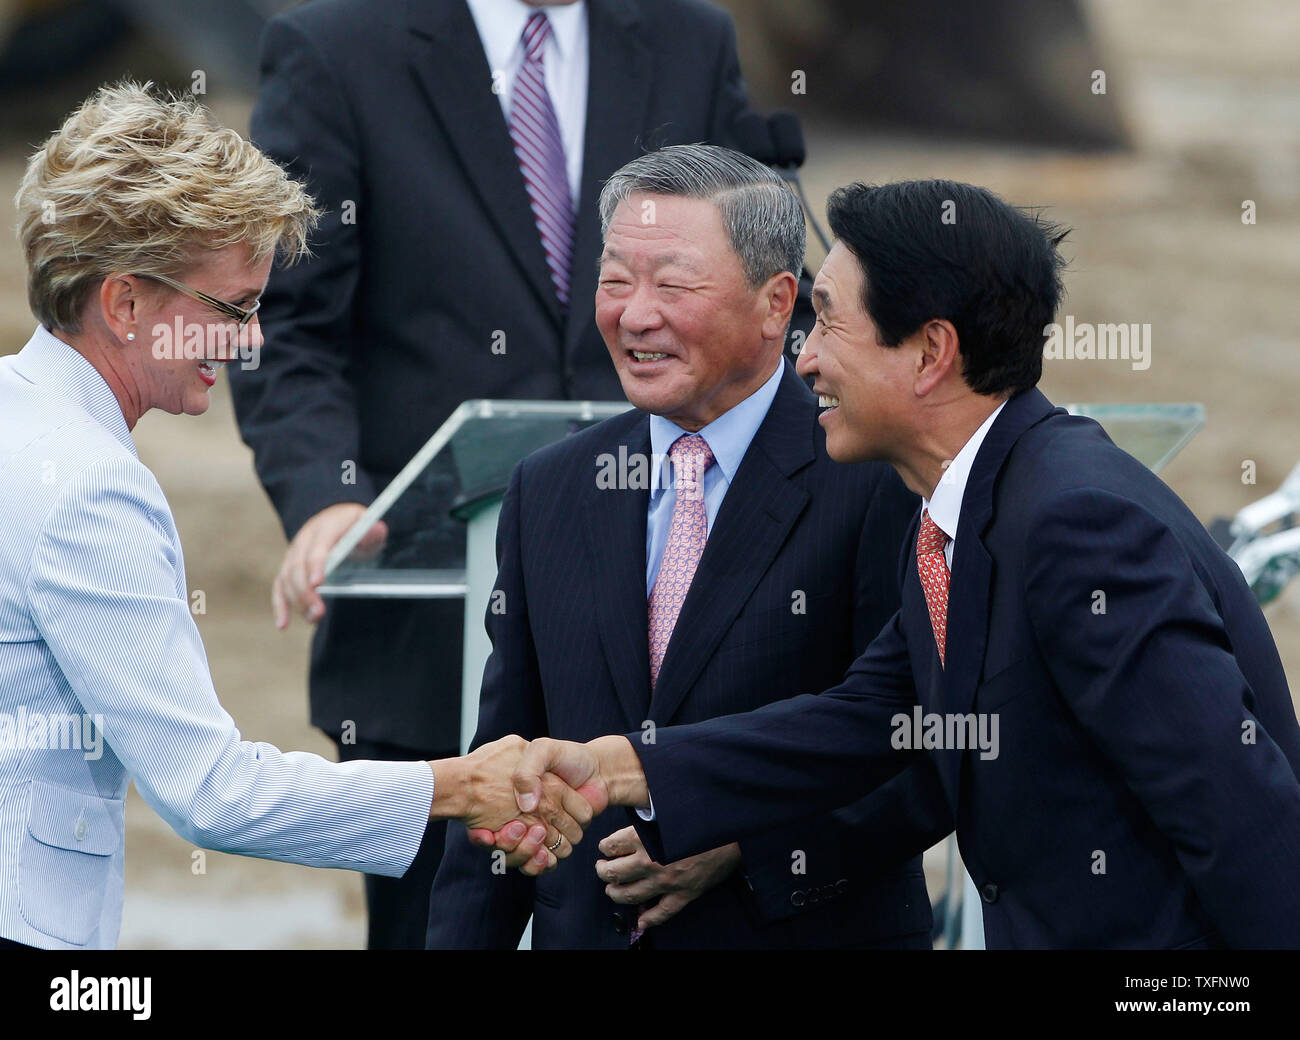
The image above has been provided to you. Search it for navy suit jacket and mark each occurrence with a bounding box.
[426,362,950,949]
[631,387,1300,949]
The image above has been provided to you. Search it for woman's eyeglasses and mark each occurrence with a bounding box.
[138,272,261,328]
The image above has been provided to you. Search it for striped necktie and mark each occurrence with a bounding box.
[508,12,575,307]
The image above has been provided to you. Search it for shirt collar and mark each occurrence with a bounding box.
[921,399,1006,544]
[10,325,137,457]
[649,357,786,497]
[466,0,586,69]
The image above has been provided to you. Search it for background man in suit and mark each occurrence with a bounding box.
[230,0,759,947]
[511,178,1300,948]
[428,145,945,949]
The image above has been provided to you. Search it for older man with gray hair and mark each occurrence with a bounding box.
[426,144,947,949]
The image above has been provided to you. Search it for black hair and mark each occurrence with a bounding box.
[826,179,1068,395]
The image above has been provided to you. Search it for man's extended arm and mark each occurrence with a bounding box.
[515,608,923,864]
[725,471,945,919]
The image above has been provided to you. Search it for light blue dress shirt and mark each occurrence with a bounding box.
[635,356,785,823]
[0,327,434,949]
[645,357,785,591]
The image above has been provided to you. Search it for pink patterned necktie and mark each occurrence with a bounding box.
[916,509,951,666]
[508,12,575,307]
[648,434,715,688]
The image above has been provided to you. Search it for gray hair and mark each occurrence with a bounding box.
[598,144,805,289]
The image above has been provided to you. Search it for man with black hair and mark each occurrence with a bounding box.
[509,179,1300,949]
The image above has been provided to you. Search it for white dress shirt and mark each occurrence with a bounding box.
[920,400,1007,570]
[919,398,1005,954]
[0,327,434,948]
[466,0,588,204]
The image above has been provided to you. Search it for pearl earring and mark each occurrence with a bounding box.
[126,332,135,341]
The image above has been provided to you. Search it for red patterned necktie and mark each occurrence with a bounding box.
[647,434,715,688]
[916,509,951,667]
[508,12,575,307]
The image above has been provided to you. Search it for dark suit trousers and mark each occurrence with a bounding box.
[336,736,455,950]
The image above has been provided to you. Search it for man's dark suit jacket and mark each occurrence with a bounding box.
[629,387,1300,949]
[426,362,950,948]
[229,0,755,752]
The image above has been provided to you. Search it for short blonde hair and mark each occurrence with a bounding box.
[15,80,320,332]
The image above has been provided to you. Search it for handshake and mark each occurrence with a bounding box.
[427,733,649,875]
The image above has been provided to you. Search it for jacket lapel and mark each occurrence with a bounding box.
[406,0,563,333]
[563,0,651,352]
[938,387,1061,805]
[582,417,654,728]
[647,364,815,725]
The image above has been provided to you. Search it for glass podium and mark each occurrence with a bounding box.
[319,397,1205,949]
[319,399,633,751]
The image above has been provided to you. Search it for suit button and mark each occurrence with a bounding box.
[981,883,999,904]
[611,912,628,936]
[791,890,806,908]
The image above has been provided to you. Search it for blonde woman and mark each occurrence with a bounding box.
[0,83,588,950]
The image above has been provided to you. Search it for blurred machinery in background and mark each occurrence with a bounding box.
[727,0,1128,149]
[0,0,288,134]
[3,0,1126,149]
[0,0,270,87]
[1213,464,1300,607]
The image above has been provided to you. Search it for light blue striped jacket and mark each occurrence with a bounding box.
[0,327,434,948]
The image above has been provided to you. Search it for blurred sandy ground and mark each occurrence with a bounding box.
[1,0,1297,947]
